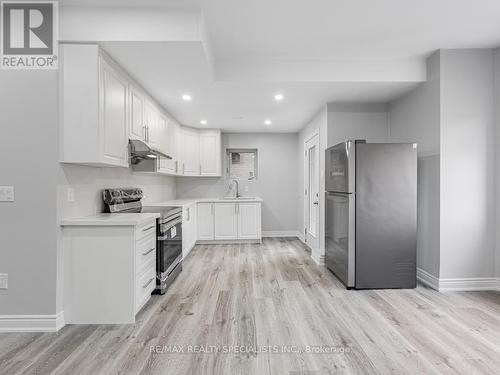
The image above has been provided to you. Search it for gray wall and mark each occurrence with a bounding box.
[496,48,500,279]
[389,52,441,278]
[0,71,177,316]
[327,103,390,147]
[0,70,59,315]
[439,49,496,279]
[176,133,299,233]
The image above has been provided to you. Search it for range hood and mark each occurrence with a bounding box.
[129,139,172,172]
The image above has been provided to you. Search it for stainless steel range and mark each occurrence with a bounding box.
[103,188,182,294]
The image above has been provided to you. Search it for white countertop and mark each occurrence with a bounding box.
[61,213,160,226]
[153,197,263,207]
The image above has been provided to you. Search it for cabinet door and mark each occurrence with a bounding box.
[129,86,145,141]
[182,128,200,175]
[197,203,214,240]
[144,101,158,147]
[182,203,198,258]
[157,113,169,155]
[100,58,129,167]
[238,203,261,239]
[199,131,221,176]
[214,203,238,240]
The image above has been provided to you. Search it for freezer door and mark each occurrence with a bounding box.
[355,143,417,289]
[325,141,355,193]
[325,192,355,287]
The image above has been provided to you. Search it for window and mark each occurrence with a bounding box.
[226,149,258,180]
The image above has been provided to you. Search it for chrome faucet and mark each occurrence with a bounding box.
[232,179,241,198]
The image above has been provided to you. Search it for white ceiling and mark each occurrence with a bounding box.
[103,42,418,132]
[89,1,500,132]
[202,0,500,60]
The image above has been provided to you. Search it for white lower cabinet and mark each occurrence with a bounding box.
[197,201,261,242]
[197,203,215,240]
[62,218,157,324]
[182,202,198,258]
[214,203,239,240]
[237,202,262,239]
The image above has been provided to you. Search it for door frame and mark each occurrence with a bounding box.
[303,130,320,249]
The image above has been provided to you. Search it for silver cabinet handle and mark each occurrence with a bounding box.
[313,201,319,205]
[142,247,155,256]
[182,163,185,174]
[186,207,190,221]
[175,160,178,173]
[143,126,147,142]
[142,225,155,232]
[142,277,154,289]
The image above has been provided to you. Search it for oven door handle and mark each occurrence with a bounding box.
[160,217,182,232]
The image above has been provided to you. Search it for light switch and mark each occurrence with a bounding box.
[67,187,75,202]
[0,274,7,289]
[0,186,14,202]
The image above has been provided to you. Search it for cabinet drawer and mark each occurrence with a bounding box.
[136,220,156,241]
[135,259,156,313]
[136,235,156,275]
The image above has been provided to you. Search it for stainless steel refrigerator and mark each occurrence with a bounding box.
[325,140,417,289]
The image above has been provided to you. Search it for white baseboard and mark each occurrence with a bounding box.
[417,268,500,292]
[438,277,500,292]
[311,249,325,266]
[262,230,302,238]
[0,311,65,332]
[417,268,440,290]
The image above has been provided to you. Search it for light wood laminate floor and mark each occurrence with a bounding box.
[1,238,500,375]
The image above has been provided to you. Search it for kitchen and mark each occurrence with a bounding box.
[1,1,500,374]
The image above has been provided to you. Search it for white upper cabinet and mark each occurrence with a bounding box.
[100,58,129,167]
[129,86,145,141]
[181,127,200,176]
[214,203,238,240]
[199,130,221,176]
[61,44,221,174]
[61,44,129,167]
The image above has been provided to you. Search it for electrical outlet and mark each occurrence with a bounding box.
[0,274,8,289]
[0,186,14,202]
[67,188,75,202]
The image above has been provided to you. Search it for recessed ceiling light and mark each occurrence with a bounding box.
[182,94,192,101]
[274,93,284,101]
[200,120,207,125]
[264,119,272,125]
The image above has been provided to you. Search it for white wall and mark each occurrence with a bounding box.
[439,49,496,279]
[0,70,59,315]
[297,106,328,262]
[389,52,441,278]
[175,133,299,233]
[327,103,390,147]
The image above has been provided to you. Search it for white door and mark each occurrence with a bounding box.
[100,59,128,167]
[214,203,238,240]
[182,128,200,175]
[304,133,320,248]
[237,203,261,239]
[199,131,221,176]
[129,86,145,141]
[197,203,214,240]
